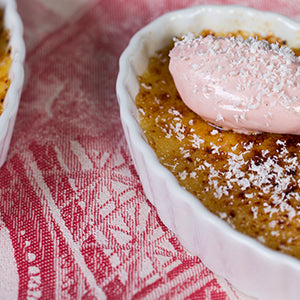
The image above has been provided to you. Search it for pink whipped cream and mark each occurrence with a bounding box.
[169,33,300,135]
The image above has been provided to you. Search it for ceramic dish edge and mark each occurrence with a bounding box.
[116,5,300,300]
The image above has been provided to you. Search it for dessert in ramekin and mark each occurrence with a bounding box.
[0,0,25,167]
[117,5,300,300]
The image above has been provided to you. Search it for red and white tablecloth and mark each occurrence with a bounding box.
[1,0,300,299]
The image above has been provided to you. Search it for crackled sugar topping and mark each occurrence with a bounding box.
[136,30,300,258]
[169,34,300,135]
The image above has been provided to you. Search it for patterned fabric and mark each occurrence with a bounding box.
[1,0,299,299]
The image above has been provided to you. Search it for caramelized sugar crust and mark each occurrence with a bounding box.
[0,10,12,114]
[136,30,300,259]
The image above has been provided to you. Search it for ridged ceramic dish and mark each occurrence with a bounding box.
[0,0,25,167]
[116,5,300,300]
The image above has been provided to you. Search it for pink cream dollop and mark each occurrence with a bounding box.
[169,33,300,135]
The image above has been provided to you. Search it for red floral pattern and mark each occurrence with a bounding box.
[1,0,299,299]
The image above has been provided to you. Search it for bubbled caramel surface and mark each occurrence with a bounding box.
[0,10,11,114]
[135,30,300,259]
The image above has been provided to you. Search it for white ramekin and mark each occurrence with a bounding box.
[116,5,300,300]
[0,0,25,167]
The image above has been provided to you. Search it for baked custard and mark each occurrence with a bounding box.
[0,10,11,115]
[135,30,300,259]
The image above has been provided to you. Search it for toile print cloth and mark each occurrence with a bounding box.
[1,0,300,299]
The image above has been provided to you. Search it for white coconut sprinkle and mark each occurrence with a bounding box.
[178,170,188,180]
[190,134,204,148]
[251,206,258,219]
[216,113,224,122]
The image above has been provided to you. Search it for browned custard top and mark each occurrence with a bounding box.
[135,30,300,259]
[0,10,11,115]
